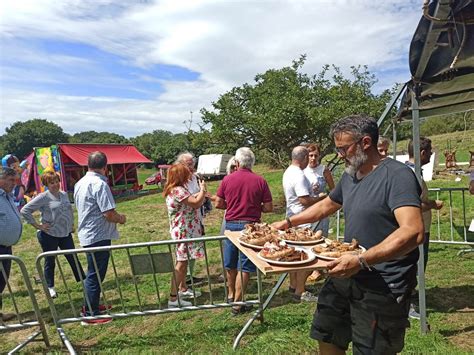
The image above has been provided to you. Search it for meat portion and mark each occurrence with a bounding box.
[281,228,324,242]
[260,241,308,262]
[312,238,363,258]
[240,223,280,246]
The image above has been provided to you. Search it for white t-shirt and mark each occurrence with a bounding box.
[283,165,312,227]
[303,164,326,197]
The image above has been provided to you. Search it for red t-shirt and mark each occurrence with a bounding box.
[216,168,272,222]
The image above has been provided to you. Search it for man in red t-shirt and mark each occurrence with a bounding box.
[215,147,273,314]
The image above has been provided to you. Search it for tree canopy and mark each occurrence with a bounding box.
[70,131,129,144]
[2,119,69,159]
[200,57,392,166]
[132,130,192,164]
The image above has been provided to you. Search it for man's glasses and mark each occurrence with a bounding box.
[334,138,363,156]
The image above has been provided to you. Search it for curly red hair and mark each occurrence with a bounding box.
[163,163,192,196]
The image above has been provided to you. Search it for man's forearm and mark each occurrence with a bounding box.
[361,226,423,266]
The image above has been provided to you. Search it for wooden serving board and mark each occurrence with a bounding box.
[225,231,330,275]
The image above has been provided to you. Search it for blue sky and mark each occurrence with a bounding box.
[0,0,421,137]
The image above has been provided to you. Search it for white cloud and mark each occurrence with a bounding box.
[0,0,422,136]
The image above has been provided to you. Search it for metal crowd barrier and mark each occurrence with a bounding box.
[35,236,261,354]
[428,187,473,246]
[0,255,50,354]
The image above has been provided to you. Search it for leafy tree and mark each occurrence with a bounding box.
[132,130,193,164]
[70,131,129,144]
[2,119,70,159]
[201,57,391,167]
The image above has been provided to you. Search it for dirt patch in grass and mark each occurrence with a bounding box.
[442,311,474,352]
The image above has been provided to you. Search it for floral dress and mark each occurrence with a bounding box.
[166,186,205,261]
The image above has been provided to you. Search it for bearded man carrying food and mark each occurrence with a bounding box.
[272,115,424,355]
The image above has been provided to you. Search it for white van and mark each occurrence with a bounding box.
[197,154,233,179]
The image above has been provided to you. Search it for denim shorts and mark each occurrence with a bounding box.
[223,221,256,273]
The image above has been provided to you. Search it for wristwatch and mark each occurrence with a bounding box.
[285,216,292,228]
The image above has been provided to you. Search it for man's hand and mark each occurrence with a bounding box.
[119,214,126,224]
[271,220,288,230]
[326,254,361,278]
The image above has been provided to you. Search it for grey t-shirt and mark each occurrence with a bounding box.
[329,158,421,294]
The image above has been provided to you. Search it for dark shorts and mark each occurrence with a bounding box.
[310,277,411,355]
[223,221,256,273]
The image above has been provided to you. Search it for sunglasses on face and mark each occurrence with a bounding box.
[334,138,363,156]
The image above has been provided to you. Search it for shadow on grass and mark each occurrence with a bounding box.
[440,325,474,337]
[427,285,474,312]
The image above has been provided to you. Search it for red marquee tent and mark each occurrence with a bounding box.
[22,143,152,197]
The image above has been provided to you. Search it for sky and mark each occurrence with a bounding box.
[0,0,422,138]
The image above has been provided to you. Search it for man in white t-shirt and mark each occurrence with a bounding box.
[283,146,325,302]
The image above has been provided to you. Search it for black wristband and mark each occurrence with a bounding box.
[286,216,292,228]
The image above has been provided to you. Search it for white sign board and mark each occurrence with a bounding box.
[395,153,435,181]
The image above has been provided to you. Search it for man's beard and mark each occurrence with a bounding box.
[344,144,368,176]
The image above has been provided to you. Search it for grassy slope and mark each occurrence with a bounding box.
[2,139,474,353]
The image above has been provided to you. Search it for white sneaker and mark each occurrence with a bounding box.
[168,298,192,308]
[48,287,58,298]
[300,291,318,302]
[178,288,202,298]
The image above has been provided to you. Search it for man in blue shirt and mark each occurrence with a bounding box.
[74,151,126,326]
[0,167,22,321]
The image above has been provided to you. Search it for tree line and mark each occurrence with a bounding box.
[1,57,470,167]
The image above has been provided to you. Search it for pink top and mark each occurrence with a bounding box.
[217,168,272,222]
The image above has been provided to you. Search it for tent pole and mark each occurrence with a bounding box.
[377,82,407,127]
[392,120,397,159]
[411,88,429,334]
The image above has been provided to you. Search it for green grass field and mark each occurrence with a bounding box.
[1,158,473,353]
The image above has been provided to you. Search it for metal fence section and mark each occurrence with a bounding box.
[334,187,473,246]
[428,187,473,245]
[35,236,262,354]
[0,255,50,354]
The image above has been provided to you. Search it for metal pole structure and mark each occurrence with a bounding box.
[377,83,407,127]
[411,88,429,334]
[392,120,397,159]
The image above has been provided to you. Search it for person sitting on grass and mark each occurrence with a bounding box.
[163,163,207,308]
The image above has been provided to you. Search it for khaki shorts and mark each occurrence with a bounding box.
[310,277,411,355]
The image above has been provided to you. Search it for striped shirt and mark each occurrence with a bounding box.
[21,190,74,238]
[74,171,119,247]
[0,188,22,246]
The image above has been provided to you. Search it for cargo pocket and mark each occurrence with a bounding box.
[374,315,410,354]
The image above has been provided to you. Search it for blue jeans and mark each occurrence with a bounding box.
[224,221,256,273]
[37,231,85,288]
[0,245,12,310]
[83,240,111,316]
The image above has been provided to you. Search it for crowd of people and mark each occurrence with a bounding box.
[0,114,471,353]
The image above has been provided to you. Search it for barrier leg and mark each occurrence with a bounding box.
[233,273,288,350]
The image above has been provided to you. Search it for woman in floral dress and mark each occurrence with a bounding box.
[163,163,207,308]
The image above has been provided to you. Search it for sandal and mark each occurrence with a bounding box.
[231,304,253,316]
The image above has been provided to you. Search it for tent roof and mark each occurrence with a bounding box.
[58,144,152,166]
[397,0,474,120]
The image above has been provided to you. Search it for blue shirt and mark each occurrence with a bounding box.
[74,172,119,246]
[0,188,22,246]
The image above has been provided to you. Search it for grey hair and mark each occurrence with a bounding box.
[235,147,255,169]
[226,156,237,174]
[0,167,18,179]
[330,114,379,147]
[175,151,194,164]
[88,151,108,169]
[291,146,308,162]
